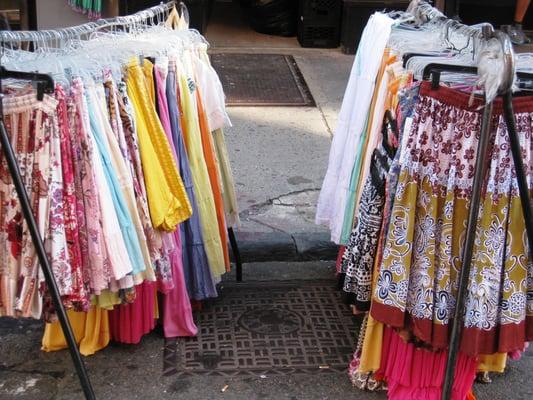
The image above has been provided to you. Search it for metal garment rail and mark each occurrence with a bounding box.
[502,92,533,253]
[440,99,493,400]
[228,227,243,282]
[0,1,178,46]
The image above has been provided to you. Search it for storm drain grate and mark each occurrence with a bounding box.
[175,280,357,377]
[210,53,316,106]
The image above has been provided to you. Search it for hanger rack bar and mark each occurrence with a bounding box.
[0,1,178,44]
[92,0,178,33]
[0,121,96,400]
[407,0,492,42]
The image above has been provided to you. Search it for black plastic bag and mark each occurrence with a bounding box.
[241,0,298,37]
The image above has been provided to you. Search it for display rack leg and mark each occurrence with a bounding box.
[502,92,533,256]
[0,120,96,400]
[441,101,494,400]
[228,227,242,282]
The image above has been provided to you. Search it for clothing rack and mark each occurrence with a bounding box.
[0,0,243,283]
[0,2,241,399]
[407,3,533,399]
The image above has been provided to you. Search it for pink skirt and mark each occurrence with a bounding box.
[376,327,477,400]
[108,281,157,344]
[159,230,198,338]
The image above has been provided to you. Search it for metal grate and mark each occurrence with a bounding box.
[174,280,357,377]
[210,53,316,107]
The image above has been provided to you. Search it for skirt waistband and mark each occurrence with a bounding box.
[419,81,533,115]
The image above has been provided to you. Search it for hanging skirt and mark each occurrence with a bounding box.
[42,306,110,356]
[108,280,157,345]
[375,326,478,400]
[371,82,533,356]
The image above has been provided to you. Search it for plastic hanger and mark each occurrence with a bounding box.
[2,0,207,87]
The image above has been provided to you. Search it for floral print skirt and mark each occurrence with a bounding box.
[0,92,62,318]
[371,82,533,356]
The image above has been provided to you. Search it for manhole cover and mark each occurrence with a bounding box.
[238,308,304,335]
[210,53,316,106]
[175,281,358,377]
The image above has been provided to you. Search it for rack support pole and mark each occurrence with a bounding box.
[0,119,96,400]
[441,101,494,400]
[228,227,243,282]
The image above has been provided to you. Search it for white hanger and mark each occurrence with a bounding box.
[3,0,214,89]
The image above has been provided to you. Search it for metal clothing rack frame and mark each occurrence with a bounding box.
[0,112,97,400]
[407,2,533,399]
[0,1,177,48]
[0,2,242,399]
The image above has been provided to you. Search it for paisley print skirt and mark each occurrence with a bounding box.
[371,82,533,356]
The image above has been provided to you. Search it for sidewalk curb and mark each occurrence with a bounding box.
[229,231,338,263]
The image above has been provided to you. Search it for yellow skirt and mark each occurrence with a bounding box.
[42,306,110,356]
[477,353,507,373]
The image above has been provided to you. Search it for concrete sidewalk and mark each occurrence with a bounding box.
[213,48,354,262]
[200,0,353,262]
[1,262,532,400]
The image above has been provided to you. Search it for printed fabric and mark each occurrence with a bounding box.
[342,144,393,311]
[55,85,89,311]
[0,91,59,319]
[68,79,112,294]
[371,82,533,356]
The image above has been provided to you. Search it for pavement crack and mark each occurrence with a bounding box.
[241,188,321,215]
[0,361,27,371]
[247,218,289,234]
[0,365,66,380]
[269,188,321,203]
[316,100,334,139]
